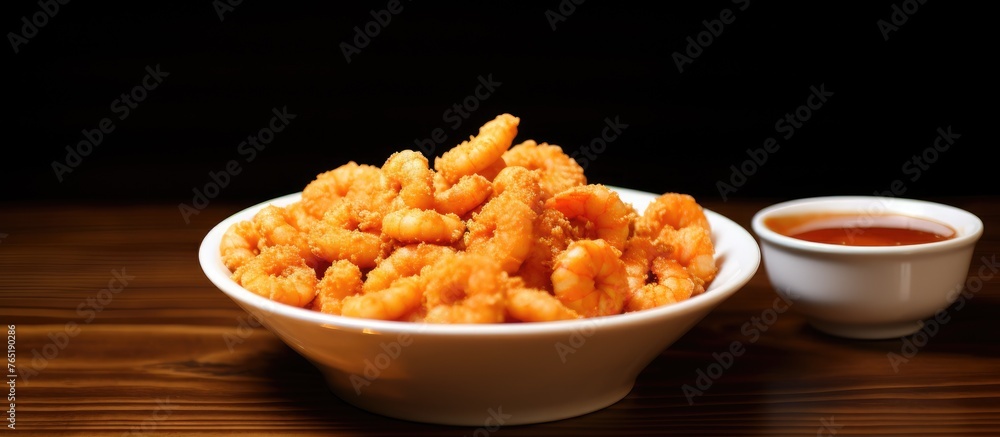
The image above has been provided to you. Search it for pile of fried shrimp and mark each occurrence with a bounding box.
[219,113,717,323]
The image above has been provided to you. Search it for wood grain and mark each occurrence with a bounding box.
[2,196,998,435]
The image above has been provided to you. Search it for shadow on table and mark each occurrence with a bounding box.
[247,290,998,435]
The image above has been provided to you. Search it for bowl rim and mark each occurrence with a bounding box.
[199,186,761,336]
[750,195,984,255]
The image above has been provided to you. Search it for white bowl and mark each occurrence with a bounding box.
[199,186,760,426]
[751,196,983,340]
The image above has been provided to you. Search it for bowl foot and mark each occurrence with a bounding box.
[329,378,636,426]
[808,319,924,340]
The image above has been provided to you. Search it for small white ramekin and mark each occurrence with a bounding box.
[752,196,983,339]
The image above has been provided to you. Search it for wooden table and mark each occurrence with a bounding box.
[2,196,998,436]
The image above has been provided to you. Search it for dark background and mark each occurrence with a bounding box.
[4,1,994,212]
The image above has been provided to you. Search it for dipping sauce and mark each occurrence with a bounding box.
[764,212,956,246]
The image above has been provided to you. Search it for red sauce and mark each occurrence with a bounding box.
[764,212,956,246]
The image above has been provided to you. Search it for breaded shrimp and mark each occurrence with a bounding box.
[545,184,633,251]
[341,275,423,321]
[381,207,465,245]
[232,244,317,308]
[422,252,507,324]
[658,225,716,288]
[505,283,581,322]
[311,259,363,315]
[635,192,711,238]
[253,204,321,269]
[362,243,456,293]
[301,161,381,218]
[381,150,435,211]
[220,220,260,271]
[284,200,319,233]
[502,140,586,200]
[475,155,508,181]
[491,165,543,213]
[308,199,385,269]
[464,194,536,274]
[434,113,520,184]
[514,208,575,291]
[620,236,671,294]
[625,257,697,312]
[551,239,628,318]
[432,172,493,216]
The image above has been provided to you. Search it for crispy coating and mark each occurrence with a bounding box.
[221,114,717,321]
[545,184,633,252]
[421,252,507,324]
[503,140,586,200]
[551,239,629,318]
[434,113,519,184]
[232,244,317,308]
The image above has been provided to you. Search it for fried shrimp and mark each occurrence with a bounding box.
[432,173,493,216]
[635,192,711,238]
[464,195,536,274]
[311,260,363,315]
[381,150,435,211]
[476,155,507,181]
[551,239,629,318]
[341,276,423,321]
[620,236,671,294]
[284,201,319,233]
[220,220,261,271]
[253,204,321,268]
[625,257,697,312]
[362,243,456,293]
[301,161,382,218]
[514,208,575,291]
[545,184,633,251]
[658,225,716,289]
[422,252,507,324]
[221,113,719,320]
[491,165,543,213]
[434,113,520,184]
[232,244,317,308]
[308,199,385,269]
[502,140,586,200]
[506,283,581,322]
[381,208,465,245]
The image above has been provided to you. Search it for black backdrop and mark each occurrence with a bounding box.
[5,1,994,211]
